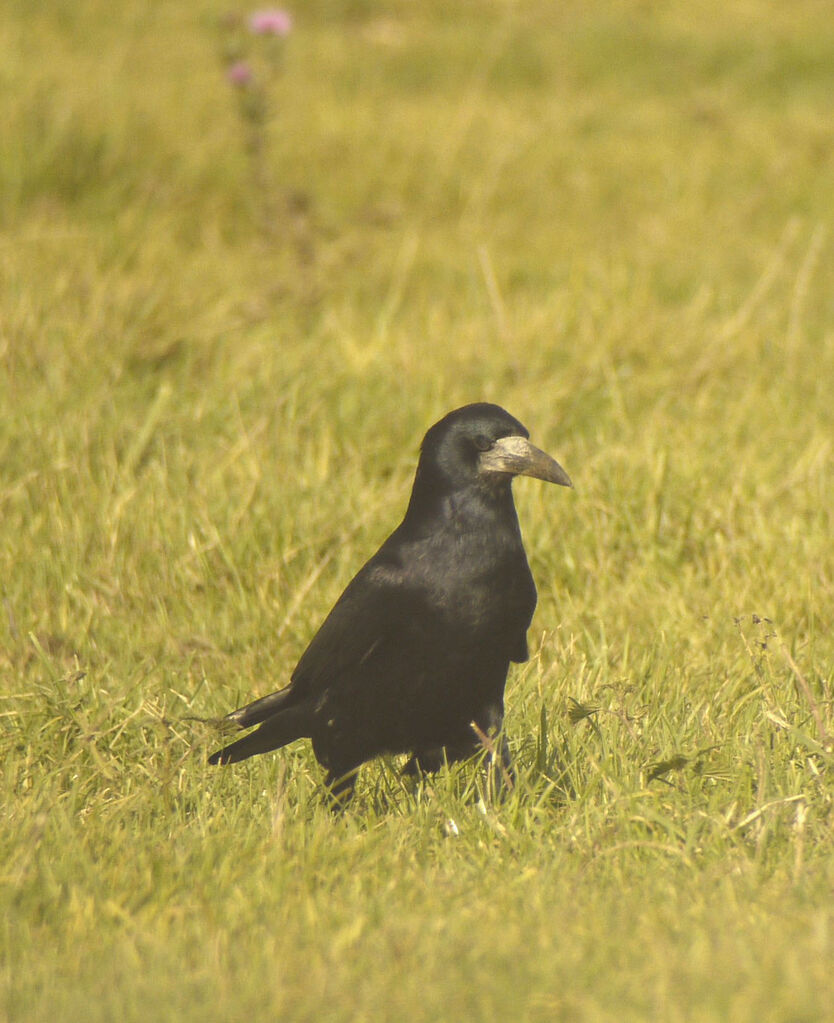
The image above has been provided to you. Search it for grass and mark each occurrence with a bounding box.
[2,0,833,1019]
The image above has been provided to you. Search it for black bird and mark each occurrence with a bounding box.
[209,403,571,803]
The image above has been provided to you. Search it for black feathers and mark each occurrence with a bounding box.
[209,403,571,803]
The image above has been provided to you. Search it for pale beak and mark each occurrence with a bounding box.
[479,435,572,487]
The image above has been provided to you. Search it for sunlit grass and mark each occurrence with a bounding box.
[1,1,833,1020]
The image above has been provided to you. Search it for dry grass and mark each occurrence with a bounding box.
[2,1,833,1019]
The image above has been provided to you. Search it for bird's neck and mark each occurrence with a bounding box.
[402,473,520,539]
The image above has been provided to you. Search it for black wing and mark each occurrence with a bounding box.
[288,554,426,702]
[209,553,424,762]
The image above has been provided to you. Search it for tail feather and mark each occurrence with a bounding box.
[208,705,312,765]
[226,685,296,730]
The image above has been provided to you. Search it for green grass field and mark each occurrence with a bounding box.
[2,0,833,1019]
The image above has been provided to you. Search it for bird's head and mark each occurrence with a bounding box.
[414,403,572,501]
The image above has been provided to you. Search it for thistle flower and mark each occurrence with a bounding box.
[249,9,292,36]
[226,61,254,86]
[219,9,294,240]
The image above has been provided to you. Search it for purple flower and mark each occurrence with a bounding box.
[249,9,292,36]
[226,61,254,86]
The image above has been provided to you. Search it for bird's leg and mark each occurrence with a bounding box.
[470,706,515,799]
[401,748,447,776]
[324,765,359,811]
[403,711,515,800]
[493,732,515,793]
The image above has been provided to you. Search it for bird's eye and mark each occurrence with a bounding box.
[473,434,493,452]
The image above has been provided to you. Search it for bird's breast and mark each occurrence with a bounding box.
[416,532,536,642]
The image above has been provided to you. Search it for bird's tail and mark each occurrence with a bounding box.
[208,704,312,765]
[225,686,296,730]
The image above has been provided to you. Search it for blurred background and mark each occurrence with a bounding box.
[3,0,832,685]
